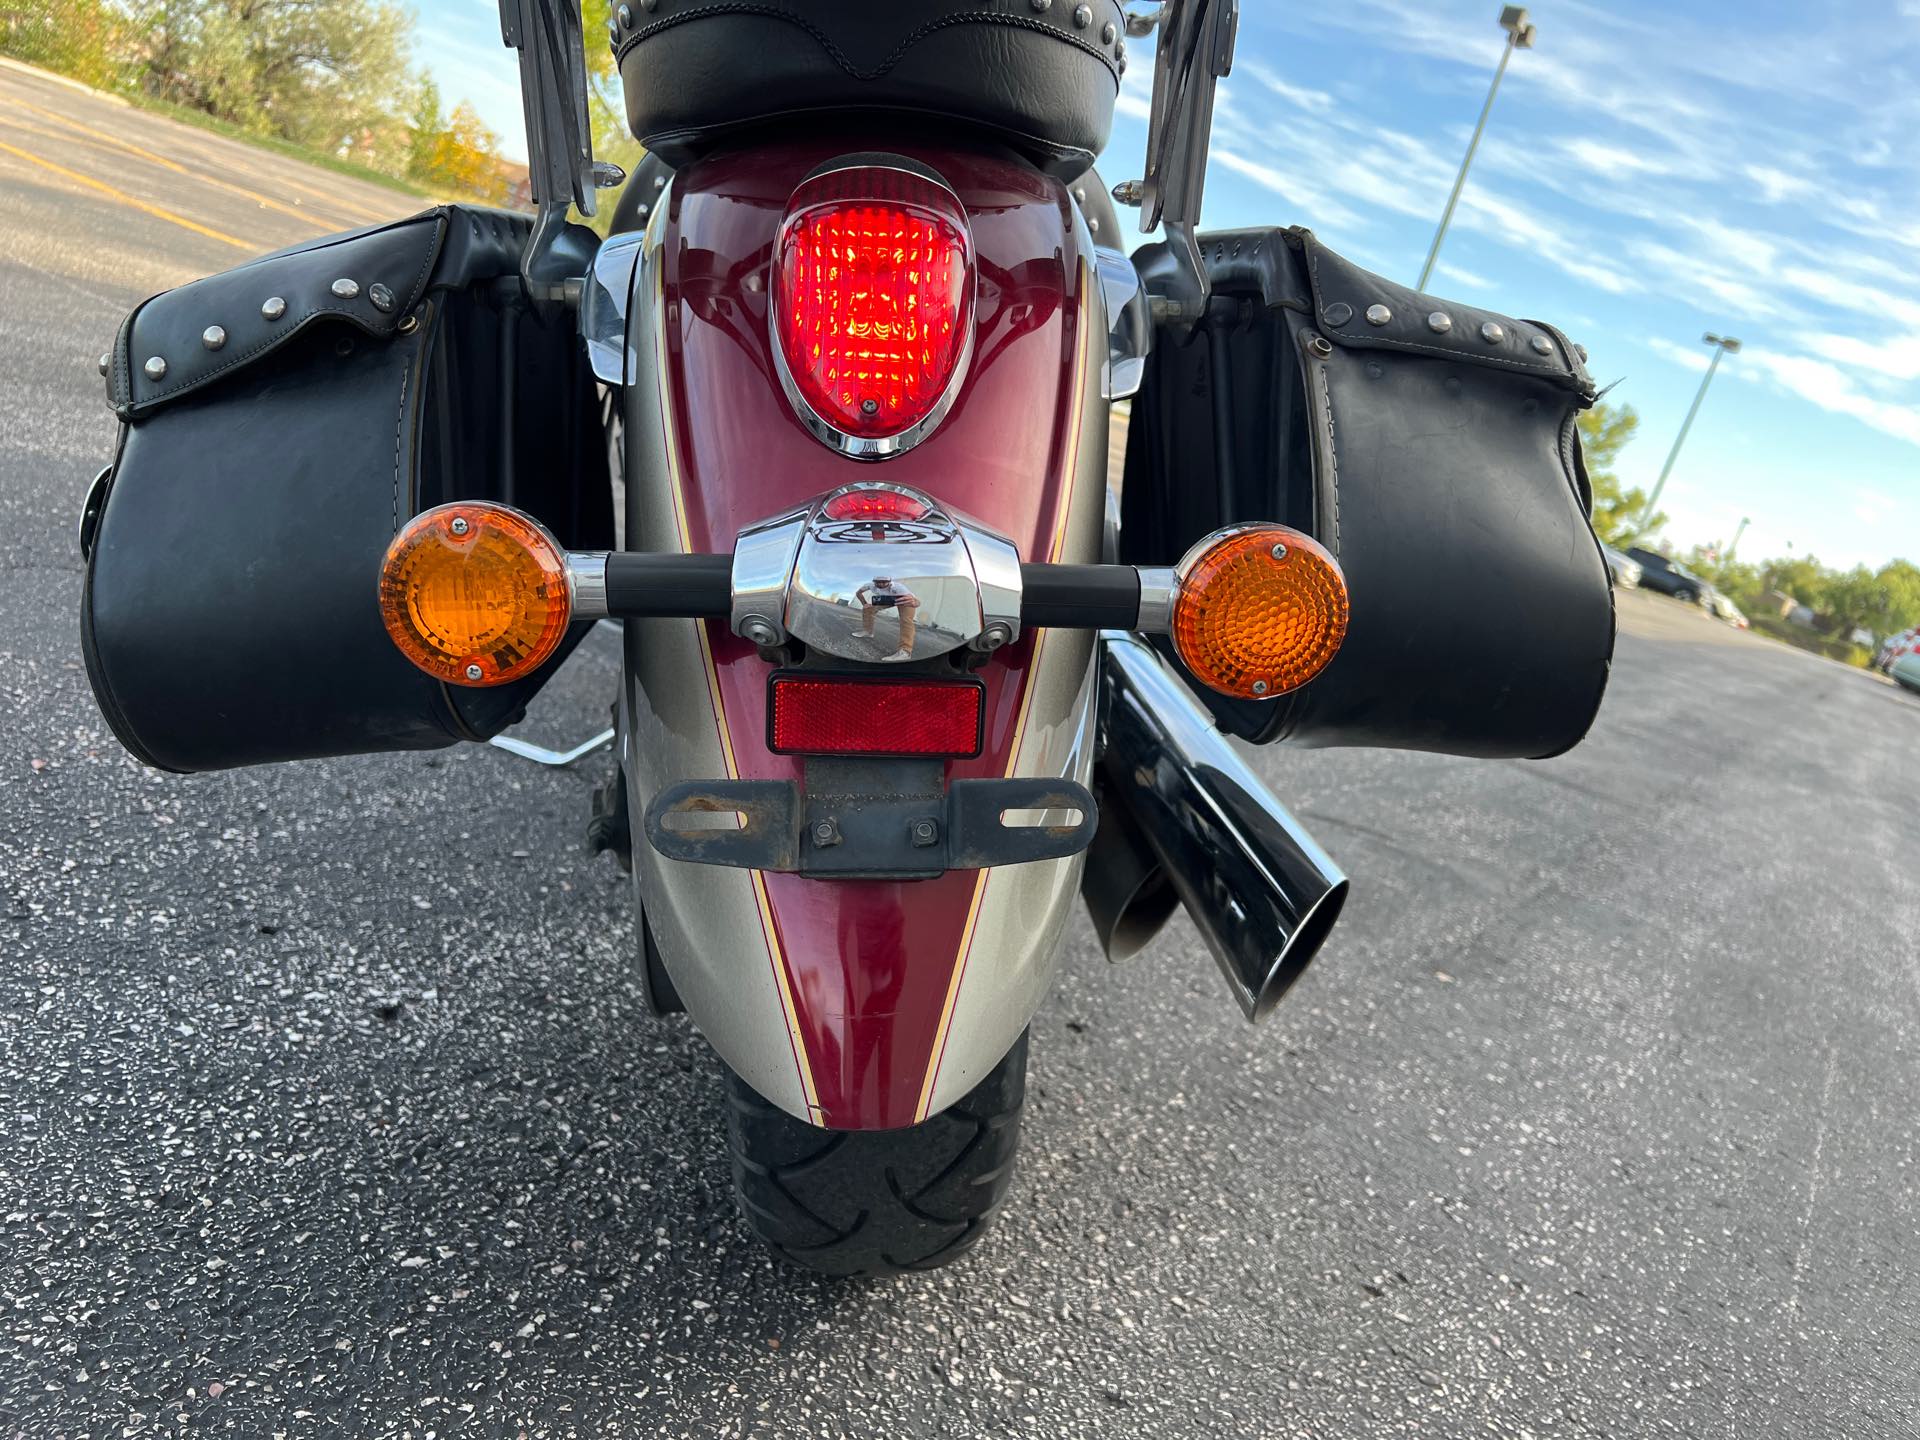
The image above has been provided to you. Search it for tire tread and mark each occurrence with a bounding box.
[723,1033,1028,1276]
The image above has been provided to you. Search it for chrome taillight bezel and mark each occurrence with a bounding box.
[766,154,977,462]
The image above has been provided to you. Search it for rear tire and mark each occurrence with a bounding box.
[723,1031,1028,1277]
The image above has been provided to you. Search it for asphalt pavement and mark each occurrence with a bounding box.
[3,58,1918,1440]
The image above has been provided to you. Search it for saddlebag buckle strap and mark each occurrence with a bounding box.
[644,772,1098,878]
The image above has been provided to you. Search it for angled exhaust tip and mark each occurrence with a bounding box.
[1093,631,1349,1020]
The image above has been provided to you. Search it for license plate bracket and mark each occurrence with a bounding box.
[644,760,1096,878]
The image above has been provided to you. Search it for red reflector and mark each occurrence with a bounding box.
[772,162,974,446]
[770,676,983,758]
[821,486,933,522]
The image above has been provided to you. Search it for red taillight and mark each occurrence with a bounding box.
[821,485,932,522]
[769,675,984,758]
[771,161,974,451]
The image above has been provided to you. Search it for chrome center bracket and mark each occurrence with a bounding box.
[728,482,1022,664]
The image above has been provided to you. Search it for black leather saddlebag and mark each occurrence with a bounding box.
[80,206,614,773]
[611,0,1125,178]
[1121,227,1613,759]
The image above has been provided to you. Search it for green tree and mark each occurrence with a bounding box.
[1689,548,1762,611]
[1576,403,1661,545]
[412,99,509,201]
[1,0,130,89]
[135,0,414,149]
[1821,565,1891,640]
[407,72,444,182]
[1760,555,1827,609]
[1875,560,1920,634]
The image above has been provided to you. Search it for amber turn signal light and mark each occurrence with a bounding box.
[378,502,570,687]
[1172,525,1348,700]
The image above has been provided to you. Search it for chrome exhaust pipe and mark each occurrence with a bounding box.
[1094,631,1349,1021]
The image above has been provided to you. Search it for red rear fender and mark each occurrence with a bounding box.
[630,136,1104,1130]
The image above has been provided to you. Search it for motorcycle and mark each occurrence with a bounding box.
[78,0,1615,1275]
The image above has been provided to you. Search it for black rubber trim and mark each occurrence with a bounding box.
[1020,562,1140,629]
[604,552,733,617]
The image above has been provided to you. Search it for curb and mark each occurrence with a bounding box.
[0,54,132,106]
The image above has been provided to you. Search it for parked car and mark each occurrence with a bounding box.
[1624,547,1711,606]
[1891,652,1920,695]
[1704,588,1748,629]
[1877,626,1920,672]
[1603,546,1643,589]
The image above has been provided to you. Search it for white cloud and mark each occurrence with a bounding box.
[1853,488,1898,527]
[1647,337,1711,373]
[1806,332,1920,386]
[1559,139,1672,179]
[1622,239,1784,321]
[1739,348,1920,448]
[1212,149,1365,233]
[1434,260,1492,291]
[1745,164,1818,204]
[1240,60,1335,114]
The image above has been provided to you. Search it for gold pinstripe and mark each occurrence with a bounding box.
[650,264,822,1117]
[913,256,1096,1123]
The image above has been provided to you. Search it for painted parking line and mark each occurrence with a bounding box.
[1,95,389,231]
[0,138,251,251]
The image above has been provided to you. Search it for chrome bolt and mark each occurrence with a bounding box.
[740,615,779,647]
[1427,310,1452,334]
[1111,179,1144,206]
[860,397,879,415]
[1088,216,1100,234]
[1480,320,1506,344]
[653,173,666,190]
[330,277,360,300]
[976,622,1012,652]
[142,355,167,381]
[449,517,470,537]
[261,296,287,321]
[617,2,631,24]
[397,314,419,336]
[642,0,656,10]
[202,325,226,351]
[635,202,650,220]
[1101,20,1117,42]
[812,819,841,848]
[910,818,939,848]
[1530,334,1554,355]
[1365,303,1392,326]
[1575,343,1589,362]
[1030,0,1051,10]
[464,663,484,682]
[1251,680,1269,696]
[1072,3,1092,26]
[1270,543,1288,561]
[369,282,395,313]
[97,352,110,376]
[1322,302,1354,326]
[1305,332,1333,359]
[607,21,618,42]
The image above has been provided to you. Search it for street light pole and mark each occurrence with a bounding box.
[1415,6,1536,293]
[1727,515,1751,561]
[1638,332,1742,532]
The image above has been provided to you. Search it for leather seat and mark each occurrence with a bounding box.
[611,0,1127,179]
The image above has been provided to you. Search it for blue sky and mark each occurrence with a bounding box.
[414,0,1920,570]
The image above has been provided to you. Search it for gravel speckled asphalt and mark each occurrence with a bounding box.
[3,59,1919,1440]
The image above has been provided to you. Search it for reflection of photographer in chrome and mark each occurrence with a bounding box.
[852,576,919,659]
